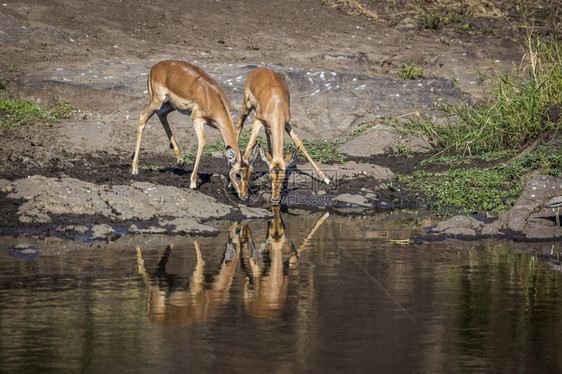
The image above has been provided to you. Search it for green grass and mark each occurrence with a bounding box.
[419,150,513,167]
[406,31,561,157]
[183,129,346,165]
[182,140,226,164]
[397,62,424,80]
[416,3,475,31]
[0,97,76,129]
[397,145,562,215]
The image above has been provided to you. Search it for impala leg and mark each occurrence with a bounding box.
[285,122,330,185]
[190,241,205,296]
[156,103,183,166]
[236,98,252,140]
[236,113,249,141]
[190,117,206,189]
[242,119,263,163]
[265,130,273,156]
[132,103,159,174]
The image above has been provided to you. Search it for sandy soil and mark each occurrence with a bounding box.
[0,0,560,238]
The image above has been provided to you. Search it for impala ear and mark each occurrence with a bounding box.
[248,145,260,166]
[225,146,238,165]
[259,147,273,168]
[284,148,299,167]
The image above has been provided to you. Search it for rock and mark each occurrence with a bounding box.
[395,17,419,31]
[335,161,394,181]
[237,205,275,219]
[90,224,115,239]
[5,175,266,237]
[431,215,483,237]
[497,174,562,237]
[295,161,394,183]
[340,124,431,157]
[0,179,13,192]
[335,193,372,207]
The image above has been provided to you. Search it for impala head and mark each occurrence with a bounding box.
[268,205,285,241]
[259,147,299,205]
[226,146,259,203]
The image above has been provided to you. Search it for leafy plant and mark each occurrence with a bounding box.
[0,98,76,129]
[397,145,562,215]
[388,145,419,159]
[397,62,424,80]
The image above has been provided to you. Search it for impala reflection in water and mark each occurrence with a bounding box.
[136,206,329,325]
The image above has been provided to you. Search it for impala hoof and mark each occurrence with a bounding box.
[131,169,139,175]
[189,183,197,190]
[323,177,331,185]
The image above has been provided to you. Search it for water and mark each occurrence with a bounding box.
[1,210,561,373]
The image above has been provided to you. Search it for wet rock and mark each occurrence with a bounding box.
[237,204,274,219]
[163,218,218,235]
[7,244,40,260]
[335,193,372,207]
[90,224,115,239]
[6,175,271,238]
[430,215,483,237]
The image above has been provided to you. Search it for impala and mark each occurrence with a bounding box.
[131,60,258,201]
[136,240,239,326]
[236,67,330,205]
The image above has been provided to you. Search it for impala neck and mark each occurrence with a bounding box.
[269,114,286,163]
[215,114,240,159]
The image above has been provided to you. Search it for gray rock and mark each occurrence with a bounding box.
[335,193,372,207]
[6,175,270,237]
[431,215,483,237]
[340,124,431,157]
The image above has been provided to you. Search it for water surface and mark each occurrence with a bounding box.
[1,210,561,373]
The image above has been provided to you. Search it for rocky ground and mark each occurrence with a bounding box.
[0,0,560,239]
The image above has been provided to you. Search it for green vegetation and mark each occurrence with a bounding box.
[139,165,165,171]
[406,31,561,157]
[393,24,562,215]
[388,144,420,159]
[397,144,562,215]
[396,62,424,80]
[416,3,476,30]
[182,129,346,165]
[0,97,76,129]
[6,63,19,72]
[419,149,512,167]
[182,140,226,164]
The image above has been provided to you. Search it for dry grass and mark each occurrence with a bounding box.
[421,0,506,18]
[321,0,561,26]
[321,0,381,21]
